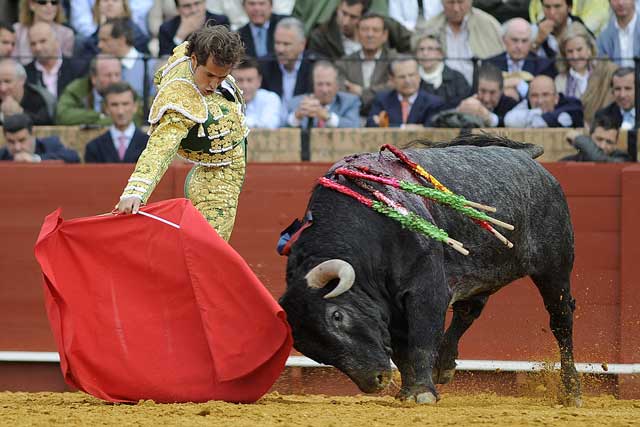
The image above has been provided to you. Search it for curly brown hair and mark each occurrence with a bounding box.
[186,24,245,68]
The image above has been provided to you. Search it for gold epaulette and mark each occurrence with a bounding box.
[148,78,208,125]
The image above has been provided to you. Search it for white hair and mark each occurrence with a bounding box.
[0,58,26,80]
[275,17,305,41]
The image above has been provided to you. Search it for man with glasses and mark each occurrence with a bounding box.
[158,0,229,56]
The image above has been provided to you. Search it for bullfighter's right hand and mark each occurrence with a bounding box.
[115,197,141,214]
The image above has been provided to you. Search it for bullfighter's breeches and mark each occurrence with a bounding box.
[184,143,246,242]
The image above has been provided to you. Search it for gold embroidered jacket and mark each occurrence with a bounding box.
[120,43,249,203]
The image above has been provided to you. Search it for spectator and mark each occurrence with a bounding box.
[56,55,129,125]
[158,0,229,56]
[308,0,412,61]
[0,113,80,162]
[473,0,530,23]
[84,82,148,163]
[25,22,78,100]
[456,63,518,127]
[97,18,156,100]
[237,0,285,59]
[562,114,630,162]
[531,0,592,59]
[555,23,596,99]
[367,55,445,128]
[292,0,388,36]
[0,58,54,125]
[260,17,315,114]
[0,22,16,57]
[336,12,395,116]
[71,0,153,39]
[76,0,151,61]
[388,0,443,32]
[148,0,178,56]
[416,0,504,86]
[485,18,556,102]
[596,0,639,67]
[595,67,635,130]
[530,0,611,36]
[206,0,295,30]
[286,60,360,128]
[504,74,584,128]
[13,0,74,65]
[581,60,618,126]
[231,57,282,129]
[414,33,470,109]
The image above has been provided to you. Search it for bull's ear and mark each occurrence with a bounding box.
[305,259,355,299]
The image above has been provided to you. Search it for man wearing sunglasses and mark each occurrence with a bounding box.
[158,0,230,56]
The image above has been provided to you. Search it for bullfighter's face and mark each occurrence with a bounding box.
[190,54,233,96]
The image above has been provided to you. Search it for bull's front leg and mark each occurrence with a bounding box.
[393,270,450,404]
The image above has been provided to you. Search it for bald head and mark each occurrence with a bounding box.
[503,18,531,61]
[29,22,59,65]
[529,75,558,113]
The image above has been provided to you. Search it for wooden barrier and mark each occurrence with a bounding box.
[0,163,638,397]
[0,127,631,163]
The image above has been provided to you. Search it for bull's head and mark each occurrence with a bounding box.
[280,258,393,393]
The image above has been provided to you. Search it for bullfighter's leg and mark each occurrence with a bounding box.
[393,262,450,404]
[433,293,489,384]
[531,272,582,407]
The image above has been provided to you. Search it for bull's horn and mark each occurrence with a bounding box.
[305,259,355,299]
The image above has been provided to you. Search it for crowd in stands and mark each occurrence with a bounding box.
[0,0,637,164]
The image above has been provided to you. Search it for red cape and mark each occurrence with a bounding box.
[34,198,292,403]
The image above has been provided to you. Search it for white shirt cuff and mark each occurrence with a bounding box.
[326,112,339,128]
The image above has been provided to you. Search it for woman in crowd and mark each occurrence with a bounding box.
[76,0,149,59]
[414,33,471,109]
[555,23,596,99]
[13,0,75,64]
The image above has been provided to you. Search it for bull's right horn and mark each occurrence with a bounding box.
[305,259,355,299]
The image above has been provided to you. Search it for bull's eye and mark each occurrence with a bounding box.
[332,311,343,322]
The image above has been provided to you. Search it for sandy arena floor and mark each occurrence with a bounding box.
[1,391,638,427]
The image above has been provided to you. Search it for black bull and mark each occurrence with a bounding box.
[279,136,582,405]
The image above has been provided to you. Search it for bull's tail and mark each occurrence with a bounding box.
[405,133,544,159]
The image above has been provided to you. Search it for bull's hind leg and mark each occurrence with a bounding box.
[433,294,489,384]
[531,272,582,407]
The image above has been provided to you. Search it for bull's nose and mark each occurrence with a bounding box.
[375,370,393,389]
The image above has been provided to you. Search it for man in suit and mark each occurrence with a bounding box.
[367,55,445,128]
[505,75,584,127]
[25,22,78,101]
[260,17,315,119]
[158,0,229,56]
[237,0,285,59]
[457,63,519,127]
[485,18,556,101]
[0,58,54,125]
[596,0,640,67]
[85,82,149,163]
[595,67,636,130]
[98,18,156,100]
[286,60,360,128]
[0,113,79,162]
[231,57,283,129]
[336,12,395,117]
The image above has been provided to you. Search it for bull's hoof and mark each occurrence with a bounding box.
[433,367,456,385]
[559,394,583,408]
[397,387,439,404]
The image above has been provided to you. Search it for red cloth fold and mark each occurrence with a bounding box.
[34,198,292,403]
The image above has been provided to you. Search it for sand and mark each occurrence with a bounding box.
[1,391,638,427]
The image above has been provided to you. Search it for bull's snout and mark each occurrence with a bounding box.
[355,369,393,393]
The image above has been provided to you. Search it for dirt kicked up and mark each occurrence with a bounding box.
[1,392,638,427]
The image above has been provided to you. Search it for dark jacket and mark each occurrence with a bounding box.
[540,94,584,127]
[562,135,631,162]
[84,128,149,163]
[472,0,530,23]
[307,12,411,60]
[159,12,230,56]
[493,94,519,127]
[77,19,150,60]
[25,58,79,100]
[366,89,445,127]
[0,136,80,163]
[420,65,472,109]
[20,82,55,125]
[594,102,624,128]
[485,51,557,78]
[259,51,317,99]
[237,14,285,59]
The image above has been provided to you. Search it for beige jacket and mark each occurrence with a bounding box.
[416,7,504,60]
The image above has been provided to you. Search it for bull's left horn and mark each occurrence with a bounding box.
[305,259,355,299]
